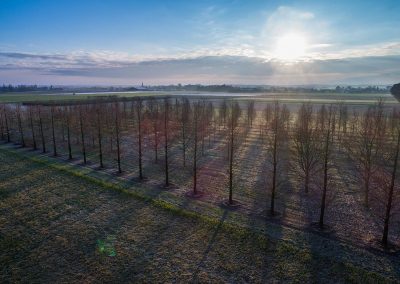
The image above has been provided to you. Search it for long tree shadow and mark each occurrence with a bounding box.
[190,210,228,283]
[114,195,198,281]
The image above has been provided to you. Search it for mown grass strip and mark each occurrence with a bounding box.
[0,147,244,235]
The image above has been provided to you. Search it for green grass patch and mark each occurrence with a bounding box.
[0,92,163,103]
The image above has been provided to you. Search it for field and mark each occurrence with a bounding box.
[0,92,164,103]
[0,91,399,282]
[1,148,399,283]
[0,90,398,105]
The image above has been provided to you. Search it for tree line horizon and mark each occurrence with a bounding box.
[0,83,396,95]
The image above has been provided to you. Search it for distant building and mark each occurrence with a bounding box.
[135,82,148,91]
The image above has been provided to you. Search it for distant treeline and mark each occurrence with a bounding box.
[152,84,262,93]
[0,84,64,92]
[391,83,400,101]
[0,84,140,93]
[152,84,392,93]
[0,83,392,94]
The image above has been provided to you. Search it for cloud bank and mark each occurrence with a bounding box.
[0,51,399,85]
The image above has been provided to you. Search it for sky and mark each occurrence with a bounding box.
[0,0,400,86]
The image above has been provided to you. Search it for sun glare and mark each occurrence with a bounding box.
[274,33,308,61]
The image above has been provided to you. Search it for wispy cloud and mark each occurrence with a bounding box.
[314,42,400,60]
[2,37,400,72]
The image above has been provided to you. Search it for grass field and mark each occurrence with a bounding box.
[0,92,164,103]
[0,91,397,106]
[1,147,399,283]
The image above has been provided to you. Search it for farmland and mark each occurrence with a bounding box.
[0,91,399,282]
[0,91,162,104]
[1,149,398,282]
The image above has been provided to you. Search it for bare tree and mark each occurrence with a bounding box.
[38,106,46,153]
[292,103,319,193]
[0,105,4,141]
[247,100,256,127]
[192,101,200,195]
[28,106,37,150]
[206,101,214,146]
[227,101,241,205]
[270,103,279,215]
[4,106,10,143]
[96,105,104,168]
[148,98,160,163]
[345,101,386,207]
[337,102,348,147]
[16,105,25,147]
[64,106,72,160]
[114,102,122,173]
[382,109,400,247]
[181,98,191,167]
[59,107,66,143]
[50,106,57,156]
[267,102,289,215]
[164,98,170,187]
[219,99,227,128]
[318,104,336,228]
[79,106,87,164]
[136,98,144,179]
[200,99,206,155]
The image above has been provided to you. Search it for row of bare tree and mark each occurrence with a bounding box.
[0,98,398,247]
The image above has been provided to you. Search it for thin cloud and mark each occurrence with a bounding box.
[0,52,65,60]
[1,54,398,85]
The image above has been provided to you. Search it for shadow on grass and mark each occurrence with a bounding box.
[191,210,228,283]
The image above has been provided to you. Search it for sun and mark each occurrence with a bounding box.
[274,33,308,61]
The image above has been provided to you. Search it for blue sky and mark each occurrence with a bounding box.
[1,0,400,85]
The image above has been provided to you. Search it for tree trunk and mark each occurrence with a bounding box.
[115,104,122,173]
[97,108,103,168]
[193,106,198,194]
[364,174,370,208]
[229,114,234,205]
[271,126,277,215]
[319,114,332,229]
[164,100,169,187]
[182,121,186,167]
[29,107,37,150]
[66,110,72,160]
[4,109,10,143]
[154,122,158,163]
[137,101,143,179]
[0,110,4,141]
[50,107,57,156]
[305,170,310,193]
[38,108,46,153]
[17,107,25,147]
[382,130,400,246]
[61,118,66,142]
[79,109,87,164]
[153,106,159,163]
